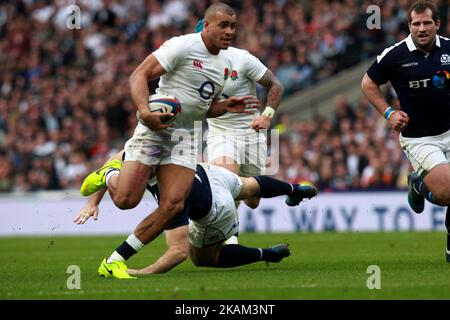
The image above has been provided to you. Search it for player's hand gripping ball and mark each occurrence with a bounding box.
[137,93,182,124]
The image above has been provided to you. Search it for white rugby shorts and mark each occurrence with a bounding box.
[188,164,243,247]
[206,130,267,177]
[124,122,197,170]
[399,128,450,178]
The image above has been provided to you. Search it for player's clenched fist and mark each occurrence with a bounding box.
[389,110,410,132]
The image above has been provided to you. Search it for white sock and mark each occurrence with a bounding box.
[126,233,145,251]
[107,251,124,263]
[105,169,119,188]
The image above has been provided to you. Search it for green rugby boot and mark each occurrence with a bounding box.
[80,159,122,196]
[98,258,136,280]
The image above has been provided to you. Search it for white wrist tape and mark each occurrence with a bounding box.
[262,106,275,119]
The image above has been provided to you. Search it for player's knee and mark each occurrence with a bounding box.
[439,193,450,206]
[113,195,140,209]
[432,188,450,206]
[244,198,260,209]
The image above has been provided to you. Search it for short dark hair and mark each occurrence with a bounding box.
[204,2,235,20]
[408,1,439,24]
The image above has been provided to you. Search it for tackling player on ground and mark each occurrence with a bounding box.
[76,151,318,278]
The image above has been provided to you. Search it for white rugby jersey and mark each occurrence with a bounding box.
[207,46,267,132]
[153,32,231,134]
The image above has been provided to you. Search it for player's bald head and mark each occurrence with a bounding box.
[201,2,236,54]
[204,2,235,21]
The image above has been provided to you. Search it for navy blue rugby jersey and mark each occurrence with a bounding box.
[147,164,213,229]
[367,34,450,138]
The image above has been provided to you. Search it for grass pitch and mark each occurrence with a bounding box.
[0,232,449,299]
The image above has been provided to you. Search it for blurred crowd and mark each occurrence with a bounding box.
[271,92,410,192]
[1,0,449,193]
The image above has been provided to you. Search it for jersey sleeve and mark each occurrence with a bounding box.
[366,50,395,85]
[244,51,268,82]
[153,36,189,73]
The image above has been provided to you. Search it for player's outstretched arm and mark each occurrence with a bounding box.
[236,176,260,200]
[207,95,259,118]
[74,188,107,224]
[128,225,189,275]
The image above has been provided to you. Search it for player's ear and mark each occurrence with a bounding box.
[203,20,210,31]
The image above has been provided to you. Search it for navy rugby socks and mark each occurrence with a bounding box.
[107,234,144,263]
[216,244,280,267]
[254,176,293,198]
[412,178,438,205]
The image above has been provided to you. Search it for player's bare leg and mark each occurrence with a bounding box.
[408,164,450,214]
[421,164,450,262]
[243,196,261,209]
[211,156,240,174]
[81,150,154,210]
[107,161,154,209]
[100,164,194,279]
[133,164,195,244]
[237,176,317,206]
[237,176,260,199]
[422,164,450,205]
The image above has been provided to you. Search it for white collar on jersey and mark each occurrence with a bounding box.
[405,33,441,51]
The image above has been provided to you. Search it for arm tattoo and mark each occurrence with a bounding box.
[257,70,284,109]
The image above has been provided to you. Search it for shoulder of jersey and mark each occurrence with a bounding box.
[183,32,201,40]
[162,33,199,46]
[376,37,408,63]
[226,46,249,56]
[438,35,450,44]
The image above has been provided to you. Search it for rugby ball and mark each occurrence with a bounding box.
[137,94,181,124]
